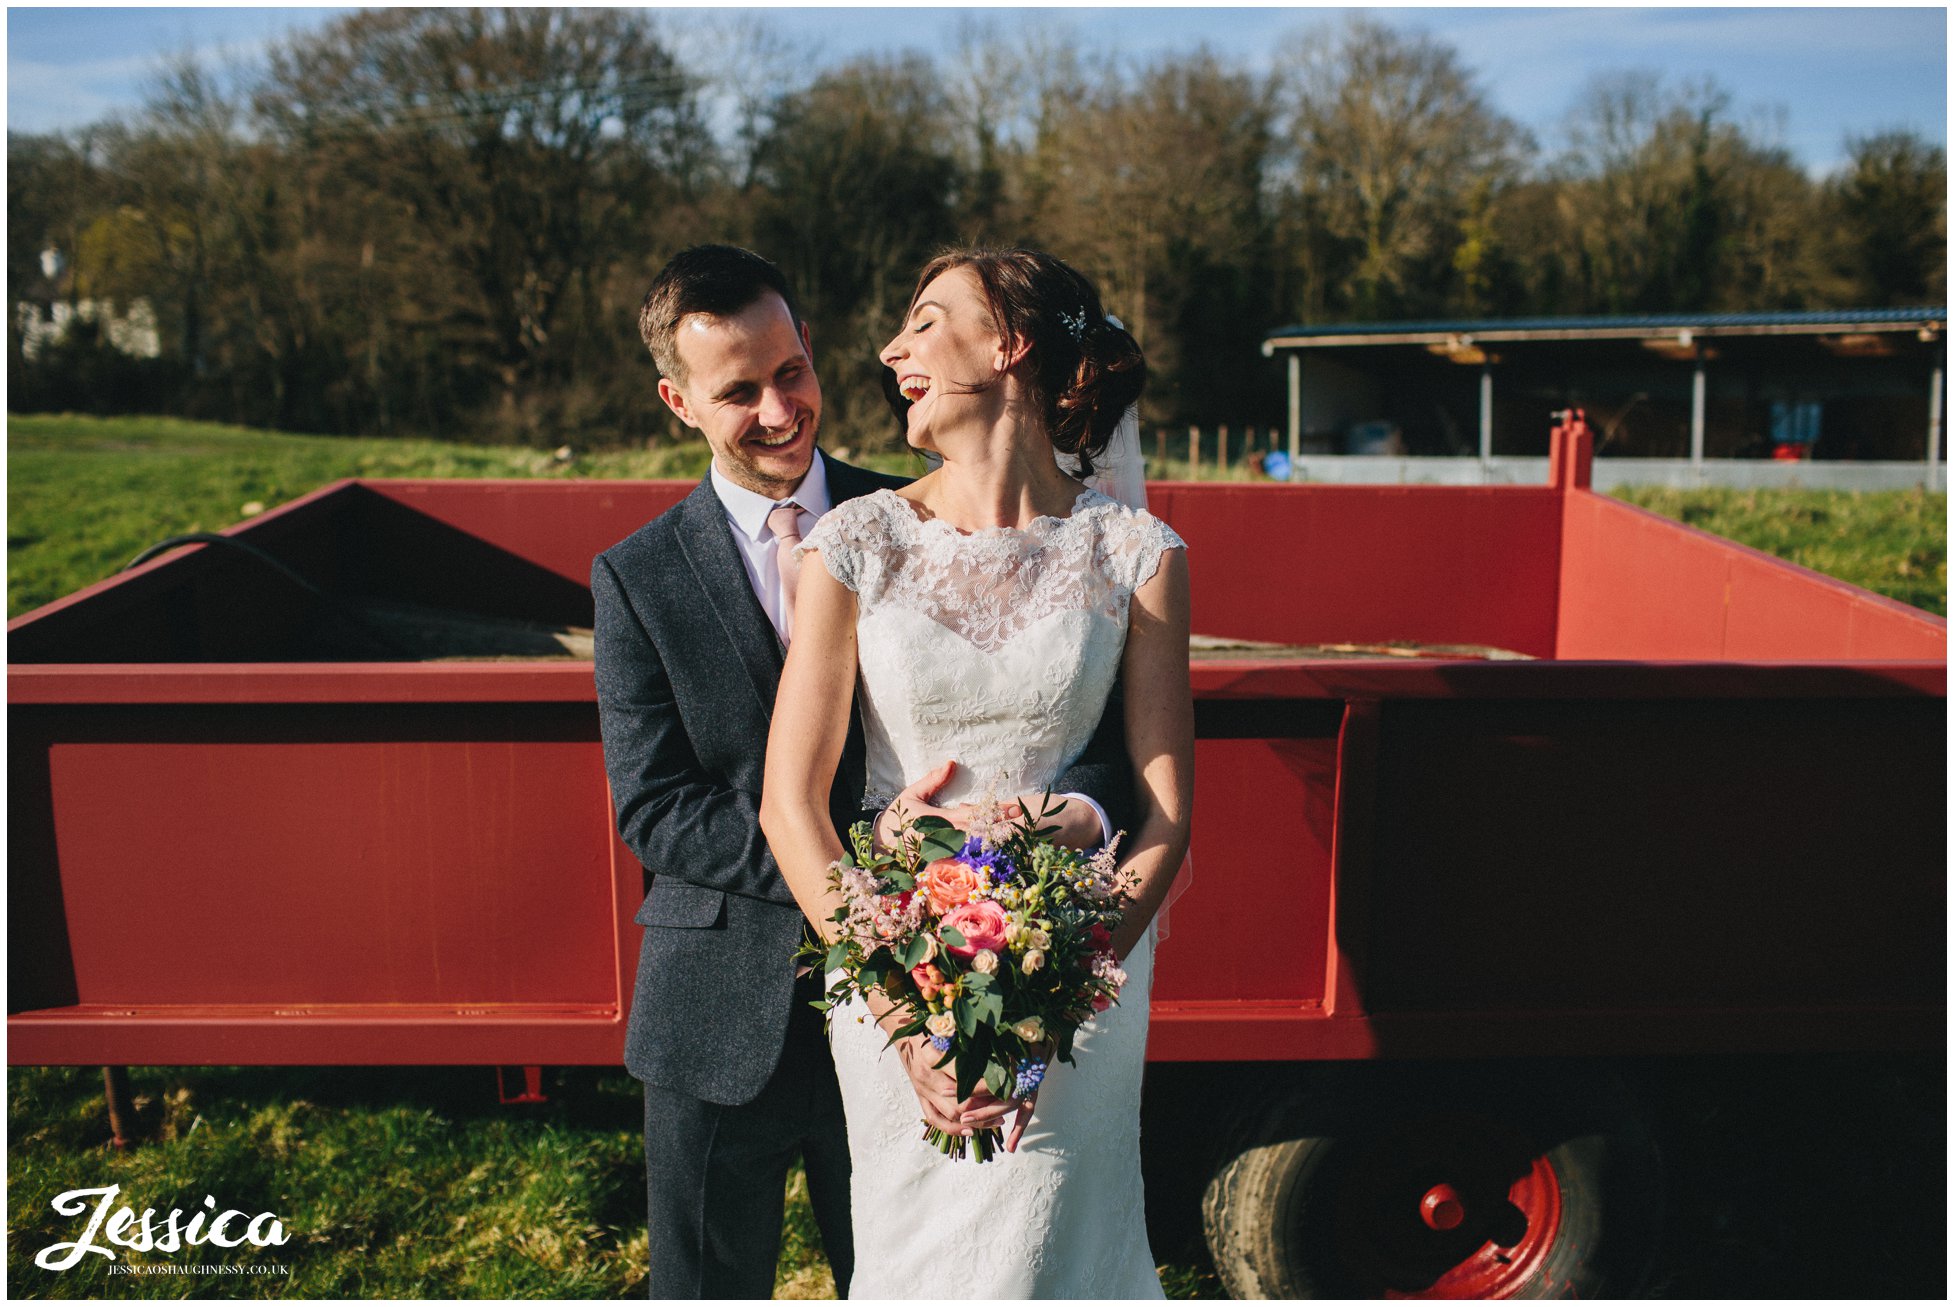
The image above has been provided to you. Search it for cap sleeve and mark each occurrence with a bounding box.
[796,493,887,595]
[1098,507,1186,595]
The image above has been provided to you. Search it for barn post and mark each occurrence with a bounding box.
[1479,362,1494,472]
[1690,337,1707,475]
[1928,363,1943,490]
[1287,352,1302,477]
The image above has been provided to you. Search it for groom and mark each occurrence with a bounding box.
[592,244,1133,1298]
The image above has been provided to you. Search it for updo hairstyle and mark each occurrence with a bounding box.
[887,247,1147,480]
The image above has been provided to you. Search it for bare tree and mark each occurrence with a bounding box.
[747,56,967,445]
[1277,16,1530,318]
[1023,50,1279,417]
[255,7,708,438]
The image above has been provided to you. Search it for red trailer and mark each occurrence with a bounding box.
[9,425,1943,1297]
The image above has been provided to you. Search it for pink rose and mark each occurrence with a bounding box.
[940,900,1009,959]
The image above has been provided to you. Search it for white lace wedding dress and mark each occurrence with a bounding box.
[799,485,1184,1299]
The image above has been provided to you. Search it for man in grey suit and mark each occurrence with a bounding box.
[592,245,1133,1298]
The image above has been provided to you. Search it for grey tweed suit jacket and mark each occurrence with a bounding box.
[592,451,1135,1107]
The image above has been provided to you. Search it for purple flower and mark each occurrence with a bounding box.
[957,836,1016,883]
[929,1034,952,1052]
[1012,1059,1047,1099]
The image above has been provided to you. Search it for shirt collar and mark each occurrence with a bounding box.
[710,450,833,543]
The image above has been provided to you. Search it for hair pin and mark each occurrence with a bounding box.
[1058,306,1089,342]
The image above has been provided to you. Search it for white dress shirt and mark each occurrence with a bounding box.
[708,452,1111,845]
[710,452,832,645]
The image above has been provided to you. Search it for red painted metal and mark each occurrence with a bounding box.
[1419,1184,1465,1231]
[496,1065,548,1105]
[1547,409,1594,491]
[1335,1113,1564,1298]
[7,425,1944,1067]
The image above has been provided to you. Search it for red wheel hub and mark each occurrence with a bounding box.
[1330,1112,1565,1298]
[1420,1183,1466,1231]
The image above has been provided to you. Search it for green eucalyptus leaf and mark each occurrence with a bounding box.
[956,1048,981,1100]
[919,831,966,862]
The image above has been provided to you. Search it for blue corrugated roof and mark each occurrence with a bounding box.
[1264,306,1945,341]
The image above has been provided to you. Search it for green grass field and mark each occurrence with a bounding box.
[5,414,927,619]
[5,415,1943,1298]
[8,414,1943,619]
[1609,483,1946,616]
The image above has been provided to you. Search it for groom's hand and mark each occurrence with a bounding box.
[1013,794,1111,851]
[873,759,1004,851]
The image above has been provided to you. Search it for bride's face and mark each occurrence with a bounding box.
[879,267,1009,453]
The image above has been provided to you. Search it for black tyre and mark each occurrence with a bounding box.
[1201,1061,1663,1299]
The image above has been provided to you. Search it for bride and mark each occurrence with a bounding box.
[760,247,1193,1298]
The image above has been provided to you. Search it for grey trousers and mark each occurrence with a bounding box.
[641,975,852,1299]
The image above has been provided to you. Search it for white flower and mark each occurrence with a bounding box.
[1027,926,1051,950]
[972,949,999,974]
[1023,949,1046,973]
[926,1012,956,1039]
[1012,1016,1045,1042]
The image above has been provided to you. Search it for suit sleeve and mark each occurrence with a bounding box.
[591,552,798,906]
[1052,677,1139,842]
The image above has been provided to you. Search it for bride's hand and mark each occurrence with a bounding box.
[895,1034,972,1135]
[894,1034,1040,1147]
[958,1038,1054,1151]
[956,1084,1041,1152]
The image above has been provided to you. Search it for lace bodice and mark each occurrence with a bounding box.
[800,487,1185,810]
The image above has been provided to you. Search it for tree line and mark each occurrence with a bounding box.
[8,9,1945,448]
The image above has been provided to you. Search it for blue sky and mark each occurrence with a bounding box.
[7,6,1945,175]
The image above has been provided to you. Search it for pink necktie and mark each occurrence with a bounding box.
[767,502,804,629]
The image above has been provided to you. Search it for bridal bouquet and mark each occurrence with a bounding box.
[804,796,1137,1162]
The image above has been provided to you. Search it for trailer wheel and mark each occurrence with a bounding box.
[1201,1063,1661,1299]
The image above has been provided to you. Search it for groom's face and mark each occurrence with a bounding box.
[658,291,821,499]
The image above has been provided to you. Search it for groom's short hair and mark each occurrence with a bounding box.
[640,245,803,385]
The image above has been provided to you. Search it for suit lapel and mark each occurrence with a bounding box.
[673,451,889,743]
[673,479,783,716]
[823,450,883,507]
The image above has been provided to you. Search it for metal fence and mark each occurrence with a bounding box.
[1147,426,1945,491]
[1268,457,1947,492]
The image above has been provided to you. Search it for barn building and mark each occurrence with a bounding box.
[1261,308,1946,487]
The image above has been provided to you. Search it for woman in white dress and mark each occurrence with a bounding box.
[760,248,1194,1298]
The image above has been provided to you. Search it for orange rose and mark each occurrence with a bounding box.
[923,858,982,916]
